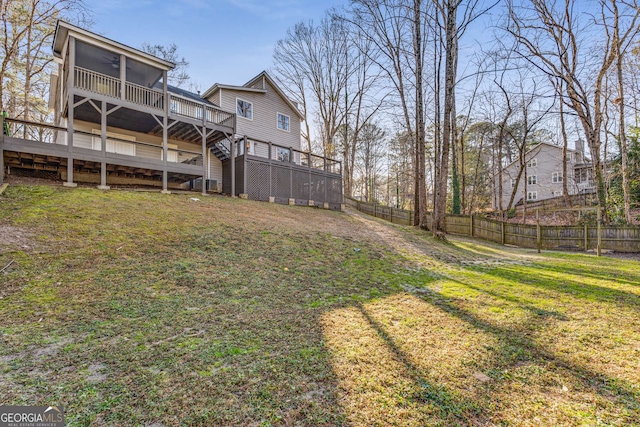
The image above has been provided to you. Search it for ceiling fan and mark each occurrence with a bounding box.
[102,55,131,71]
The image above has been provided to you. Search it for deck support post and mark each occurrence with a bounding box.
[0,114,4,185]
[243,136,248,195]
[97,100,110,190]
[323,156,327,206]
[230,136,236,197]
[161,70,169,194]
[119,54,126,100]
[268,142,273,198]
[64,36,77,188]
[201,122,207,196]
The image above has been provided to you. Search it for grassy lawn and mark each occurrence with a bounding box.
[1,184,639,426]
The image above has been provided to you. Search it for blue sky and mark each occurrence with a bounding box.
[85,0,345,92]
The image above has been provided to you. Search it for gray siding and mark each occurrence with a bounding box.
[495,144,581,209]
[207,81,302,151]
[208,152,222,187]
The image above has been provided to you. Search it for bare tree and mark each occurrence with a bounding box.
[141,43,190,88]
[355,122,387,201]
[1,0,88,119]
[347,0,433,226]
[273,16,349,159]
[612,0,633,223]
[506,0,640,221]
[431,0,496,235]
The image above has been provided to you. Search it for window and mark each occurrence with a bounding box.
[276,147,290,162]
[528,175,537,185]
[237,98,253,120]
[527,191,537,201]
[527,158,537,167]
[91,129,136,156]
[552,190,563,197]
[510,178,516,188]
[277,113,290,132]
[552,171,563,183]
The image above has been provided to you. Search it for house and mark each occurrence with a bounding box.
[492,141,595,211]
[0,20,343,210]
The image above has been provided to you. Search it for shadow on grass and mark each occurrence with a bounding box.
[450,275,570,321]
[531,260,640,288]
[475,264,640,310]
[355,303,490,425]
[414,287,640,417]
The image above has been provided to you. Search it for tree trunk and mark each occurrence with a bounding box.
[434,0,458,235]
[413,0,426,227]
[614,1,631,223]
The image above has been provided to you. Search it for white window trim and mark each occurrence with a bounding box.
[528,175,537,185]
[527,191,537,201]
[510,178,516,188]
[277,112,290,132]
[527,158,537,167]
[552,171,563,183]
[236,97,253,121]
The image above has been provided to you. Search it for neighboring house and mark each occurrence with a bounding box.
[0,21,343,209]
[493,141,595,210]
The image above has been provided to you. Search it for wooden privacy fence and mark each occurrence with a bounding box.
[346,197,640,253]
[346,197,413,225]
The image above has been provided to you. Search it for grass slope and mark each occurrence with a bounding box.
[0,185,639,426]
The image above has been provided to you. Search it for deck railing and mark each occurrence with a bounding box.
[2,117,203,166]
[75,66,120,98]
[125,81,164,110]
[242,138,342,175]
[169,93,235,128]
[72,68,235,129]
[205,106,235,128]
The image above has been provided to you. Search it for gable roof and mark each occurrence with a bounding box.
[53,20,175,71]
[501,142,582,173]
[202,71,304,120]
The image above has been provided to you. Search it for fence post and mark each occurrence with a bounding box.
[0,114,4,185]
[501,221,505,245]
[390,207,394,224]
[584,223,588,251]
[597,208,602,257]
[536,209,541,253]
[374,203,377,218]
[469,214,473,237]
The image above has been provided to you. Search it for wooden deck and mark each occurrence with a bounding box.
[1,118,213,186]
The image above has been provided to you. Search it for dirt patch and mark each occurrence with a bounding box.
[32,338,73,359]
[0,225,34,251]
[86,363,108,383]
[3,175,64,187]
[341,207,540,268]
[603,251,640,260]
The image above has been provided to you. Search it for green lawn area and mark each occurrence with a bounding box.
[1,184,639,426]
